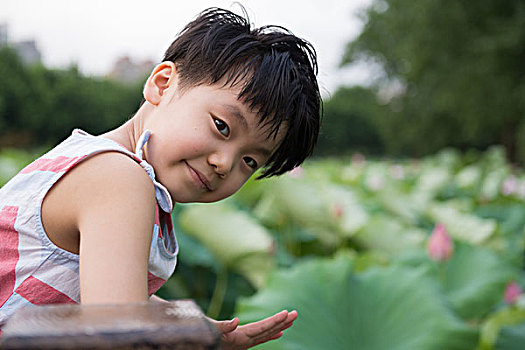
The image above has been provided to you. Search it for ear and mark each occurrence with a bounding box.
[143,61,177,106]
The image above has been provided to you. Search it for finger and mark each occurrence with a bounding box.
[225,317,240,333]
[243,310,297,344]
[284,310,298,325]
[249,309,297,337]
[242,310,289,337]
[256,311,296,337]
[207,317,239,334]
[279,318,296,332]
[269,331,284,340]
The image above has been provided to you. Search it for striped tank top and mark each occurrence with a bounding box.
[0,129,178,330]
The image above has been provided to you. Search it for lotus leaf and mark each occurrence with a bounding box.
[237,254,478,349]
[443,243,516,320]
[178,203,275,288]
[428,203,497,244]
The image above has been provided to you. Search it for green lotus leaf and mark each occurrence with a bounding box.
[173,230,216,268]
[178,202,275,288]
[496,322,525,349]
[252,189,288,229]
[443,243,516,320]
[352,215,425,257]
[480,169,508,201]
[455,165,482,189]
[393,243,516,321]
[255,177,369,247]
[362,163,388,191]
[232,175,273,207]
[428,203,497,244]
[376,189,423,224]
[414,166,452,196]
[432,148,462,170]
[318,184,369,238]
[340,164,365,185]
[236,254,478,350]
[272,177,340,246]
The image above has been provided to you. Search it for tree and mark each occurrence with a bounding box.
[316,86,384,156]
[0,47,48,146]
[0,47,143,148]
[342,0,525,161]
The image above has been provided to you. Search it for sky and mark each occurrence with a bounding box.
[1,0,373,97]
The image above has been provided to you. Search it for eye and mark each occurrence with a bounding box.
[214,118,230,137]
[243,157,258,169]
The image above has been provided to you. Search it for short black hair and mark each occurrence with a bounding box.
[162,7,321,178]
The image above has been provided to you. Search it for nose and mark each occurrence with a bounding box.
[207,151,234,177]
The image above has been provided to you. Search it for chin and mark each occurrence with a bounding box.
[198,194,230,203]
[172,194,220,204]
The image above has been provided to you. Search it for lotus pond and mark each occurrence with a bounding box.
[2,146,524,349]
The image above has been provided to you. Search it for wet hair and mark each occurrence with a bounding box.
[162,7,321,178]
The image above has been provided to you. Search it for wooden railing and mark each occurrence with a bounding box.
[0,300,220,349]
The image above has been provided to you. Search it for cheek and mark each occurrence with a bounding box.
[227,173,252,195]
[205,175,248,202]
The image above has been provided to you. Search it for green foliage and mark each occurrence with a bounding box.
[237,254,479,350]
[0,47,143,148]
[480,304,525,349]
[0,148,40,186]
[442,243,516,320]
[163,148,525,349]
[177,201,275,289]
[340,0,525,162]
[316,86,384,156]
[496,322,525,350]
[0,47,45,138]
[3,143,525,348]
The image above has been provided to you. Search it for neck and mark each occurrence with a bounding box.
[100,103,153,153]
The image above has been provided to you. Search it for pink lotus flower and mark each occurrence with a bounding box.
[332,202,343,219]
[289,166,304,179]
[426,223,454,262]
[504,281,523,304]
[501,176,518,196]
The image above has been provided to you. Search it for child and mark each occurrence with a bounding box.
[0,7,321,348]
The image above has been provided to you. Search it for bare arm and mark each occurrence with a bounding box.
[69,152,156,304]
[68,153,296,347]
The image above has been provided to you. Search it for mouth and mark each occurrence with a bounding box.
[185,161,212,191]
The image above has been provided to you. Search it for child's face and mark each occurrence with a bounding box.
[143,81,283,203]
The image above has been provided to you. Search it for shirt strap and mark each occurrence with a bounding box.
[134,130,174,213]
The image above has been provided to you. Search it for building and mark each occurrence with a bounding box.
[0,23,8,46]
[107,56,155,84]
[14,40,41,65]
[0,23,42,66]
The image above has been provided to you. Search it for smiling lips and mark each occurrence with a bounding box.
[185,161,212,191]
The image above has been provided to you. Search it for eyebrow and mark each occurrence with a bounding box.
[222,104,273,158]
[223,104,249,130]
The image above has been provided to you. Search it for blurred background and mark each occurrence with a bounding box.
[1,0,525,349]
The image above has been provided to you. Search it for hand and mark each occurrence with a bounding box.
[208,310,298,350]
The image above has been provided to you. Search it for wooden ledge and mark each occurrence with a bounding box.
[0,300,220,349]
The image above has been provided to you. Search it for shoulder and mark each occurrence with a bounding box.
[41,151,157,254]
[58,151,156,227]
[73,151,154,192]
[75,151,156,206]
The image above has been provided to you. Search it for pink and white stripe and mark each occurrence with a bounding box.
[0,129,177,329]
